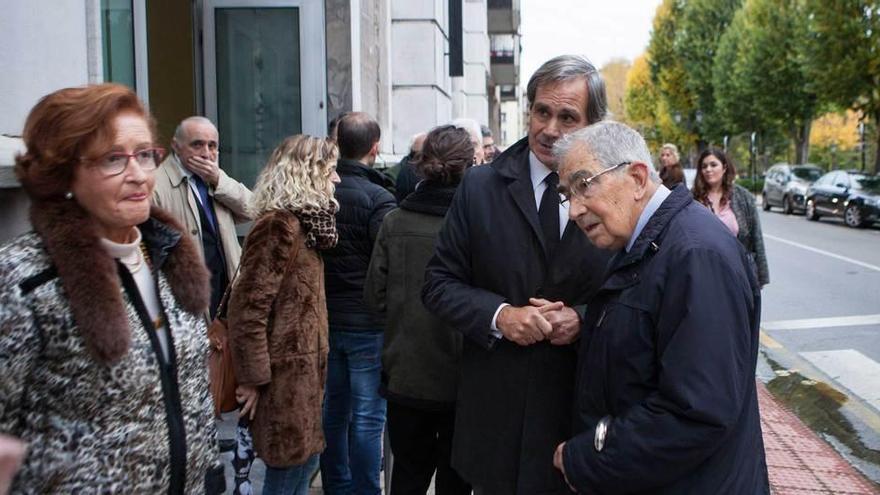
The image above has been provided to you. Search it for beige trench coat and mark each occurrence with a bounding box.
[152,153,253,319]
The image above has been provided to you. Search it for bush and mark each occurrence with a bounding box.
[736,177,764,193]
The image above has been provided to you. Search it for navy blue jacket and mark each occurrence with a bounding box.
[422,138,611,494]
[563,185,770,494]
[323,159,396,330]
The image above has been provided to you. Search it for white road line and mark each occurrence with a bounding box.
[800,349,880,413]
[762,314,880,331]
[764,233,880,273]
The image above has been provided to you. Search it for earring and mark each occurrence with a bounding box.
[64,191,74,200]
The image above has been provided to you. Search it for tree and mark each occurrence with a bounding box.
[625,54,692,149]
[673,0,743,145]
[805,0,880,172]
[601,58,632,121]
[647,0,692,139]
[715,0,818,163]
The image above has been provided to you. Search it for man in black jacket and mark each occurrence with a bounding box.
[422,55,612,494]
[321,112,396,495]
[552,122,769,494]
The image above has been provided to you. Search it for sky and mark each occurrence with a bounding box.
[519,0,663,89]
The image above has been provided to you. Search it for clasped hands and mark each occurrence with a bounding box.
[496,298,580,346]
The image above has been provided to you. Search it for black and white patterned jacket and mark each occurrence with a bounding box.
[0,202,223,494]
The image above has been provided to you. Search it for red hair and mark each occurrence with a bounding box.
[15,83,156,200]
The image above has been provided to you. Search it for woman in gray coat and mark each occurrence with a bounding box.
[694,149,770,287]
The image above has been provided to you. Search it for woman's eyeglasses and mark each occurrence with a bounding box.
[558,161,630,205]
[85,148,166,177]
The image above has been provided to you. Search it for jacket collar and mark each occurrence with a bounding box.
[337,158,394,189]
[400,183,457,216]
[489,136,531,180]
[161,153,189,188]
[611,184,693,272]
[29,201,209,363]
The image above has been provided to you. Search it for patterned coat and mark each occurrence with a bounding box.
[0,202,222,493]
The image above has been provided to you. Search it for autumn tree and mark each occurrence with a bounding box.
[601,58,632,120]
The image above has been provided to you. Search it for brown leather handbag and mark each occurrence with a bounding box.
[207,271,239,417]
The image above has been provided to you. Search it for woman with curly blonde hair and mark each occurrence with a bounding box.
[228,135,341,494]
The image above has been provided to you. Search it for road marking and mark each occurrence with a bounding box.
[759,330,783,348]
[764,234,880,273]
[762,314,880,331]
[800,349,880,413]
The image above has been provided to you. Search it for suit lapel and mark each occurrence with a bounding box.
[506,160,547,255]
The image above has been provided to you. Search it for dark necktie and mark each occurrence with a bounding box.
[538,171,560,254]
[191,175,217,232]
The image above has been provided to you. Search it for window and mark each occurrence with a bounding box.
[101,0,136,89]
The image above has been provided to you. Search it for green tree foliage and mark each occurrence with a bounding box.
[714,0,817,163]
[648,0,742,146]
[804,0,880,172]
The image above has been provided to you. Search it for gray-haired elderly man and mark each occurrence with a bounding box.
[552,121,769,494]
[423,55,612,494]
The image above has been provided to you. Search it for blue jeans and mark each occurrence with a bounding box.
[321,330,387,495]
[263,454,319,495]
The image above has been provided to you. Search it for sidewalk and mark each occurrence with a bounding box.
[243,382,880,494]
[759,382,879,494]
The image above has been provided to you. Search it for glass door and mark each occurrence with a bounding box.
[203,0,326,188]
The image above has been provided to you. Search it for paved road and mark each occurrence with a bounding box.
[757,204,880,483]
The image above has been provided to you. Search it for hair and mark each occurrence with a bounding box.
[15,83,155,201]
[693,148,737,208]
[249,135,339,217]
[411,125,473,186]
[660,143,680,164]
[336,112,380,159]
[450,118,482,146]
[327,111,350,141]
[480,125,493,138]
[527,55,608,125]
[553,121,659,183]
[174,116,216,142]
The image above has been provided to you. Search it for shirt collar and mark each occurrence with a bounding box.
[626,185,671,252]
[528,151,553,190]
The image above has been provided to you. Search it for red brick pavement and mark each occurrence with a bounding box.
[759,382,879,495]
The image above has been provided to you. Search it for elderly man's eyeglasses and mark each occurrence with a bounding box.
[557,161,630,205]
[85,148,166,177]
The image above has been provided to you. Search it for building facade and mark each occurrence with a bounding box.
[0,0,521,242]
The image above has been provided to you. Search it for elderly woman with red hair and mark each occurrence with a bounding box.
[0,84,222,493]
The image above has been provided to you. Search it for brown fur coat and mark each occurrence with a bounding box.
[228,209,329,467]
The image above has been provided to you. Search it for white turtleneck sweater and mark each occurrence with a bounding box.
[100,229,170,361]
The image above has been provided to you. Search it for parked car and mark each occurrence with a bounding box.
[805,170,880,228]
[762,163,823,214]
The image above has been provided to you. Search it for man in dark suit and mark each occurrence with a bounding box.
[422,55,612,495]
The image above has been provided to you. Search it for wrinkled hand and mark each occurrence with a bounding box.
[0,434,26,495]
[497,303,563,346]
[529,298,581,345]
[187,156,220,188]
[236,385,260,420]
[553,442,577,492]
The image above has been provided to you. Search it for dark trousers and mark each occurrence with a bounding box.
[386,401,471,495]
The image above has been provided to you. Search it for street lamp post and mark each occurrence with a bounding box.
[750,132,757,194]
[858,121,866,172]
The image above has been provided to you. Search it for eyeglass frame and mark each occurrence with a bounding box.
[557,161,631,205]
[81,147,166,177]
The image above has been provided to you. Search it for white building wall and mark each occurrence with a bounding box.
[500,95,525,148]
[0,1,93,136]
[459,0,489,125]
[390,0,451,154]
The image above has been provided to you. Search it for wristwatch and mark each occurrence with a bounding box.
[594,416,611,452]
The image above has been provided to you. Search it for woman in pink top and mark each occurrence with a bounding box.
[694,149,770,287]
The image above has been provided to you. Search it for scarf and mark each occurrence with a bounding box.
[295,203,339,250]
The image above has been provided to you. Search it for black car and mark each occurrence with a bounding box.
[805,170,880,228]
[762,163,823,214]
